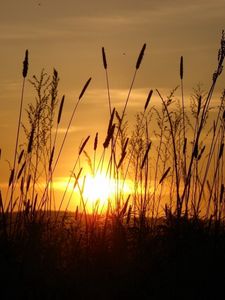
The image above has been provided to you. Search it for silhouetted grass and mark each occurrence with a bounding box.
[0,32,225,299]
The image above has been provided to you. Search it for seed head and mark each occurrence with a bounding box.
[144,90,153,111]
[57,95,65,124]
[180,56,183,80]
[23,50,29,78]
[136,43,146,70]
[79,77,91,100]
[102,47,107,69]
[94,132,98,151]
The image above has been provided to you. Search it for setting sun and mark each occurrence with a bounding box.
[53,171,132,212]
[78,172,132,211]
[82,173,115,205]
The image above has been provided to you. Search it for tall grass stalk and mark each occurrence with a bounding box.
[106,44,147,178]
[7,50,28,233]
[181,32,225,212]
[102,47,111,116]
[39,78,92,207]
[156,89,181,216]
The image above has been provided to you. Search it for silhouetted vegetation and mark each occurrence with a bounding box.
[0,31,225,299]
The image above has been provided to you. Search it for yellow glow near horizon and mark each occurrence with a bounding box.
[53,171,133,212]
[80,172,132,210]
[82,173,115,206]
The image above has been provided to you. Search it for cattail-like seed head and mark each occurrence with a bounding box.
[141,142,152,169]
[213,121,216,135]
[18,149,24,164]
[180,56,183,80]
[103,123,115,148]
[183,137,187,155]
[107,107,115,134]
[193,142,198,158]
[219,143,224,159]
[102,47,107,69]
[144,89,153,111]
[94,132,98,151]
[79,77,92,100]
[17,162,26,180]
[53,68,58,80]
[8,169,14,187]
[197,95,202,116]
[57,95,65,124]
[197,145,206,161]
[23,49,29,78]
[159,167,171,184]
[136,43,146,70]
[27,127,35,153]
[79,136,90,155]
[50,69,59,109]
[222,109,225,121]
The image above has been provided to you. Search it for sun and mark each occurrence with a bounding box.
[82,173,114,205]
[80,171,132,211]
[53,171,132,212]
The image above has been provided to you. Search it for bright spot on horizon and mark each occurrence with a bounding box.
[81,172,132,210]
[53,171,132,212]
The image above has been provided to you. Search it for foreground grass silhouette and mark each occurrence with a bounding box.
[0,32,225,299]
[1,214,225,299]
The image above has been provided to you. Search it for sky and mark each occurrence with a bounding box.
[0,0,225,198]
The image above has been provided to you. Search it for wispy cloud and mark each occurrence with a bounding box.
[84,88,150,106]
[0,24,77,41]
[54,125,87,134]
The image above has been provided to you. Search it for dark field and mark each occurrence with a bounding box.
[1,213,225,299]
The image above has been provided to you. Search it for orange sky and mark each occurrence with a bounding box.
[0,0,225,207]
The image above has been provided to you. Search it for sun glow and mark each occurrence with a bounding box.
[81,172,132,210]
[53,172,132,212]
[83,173,115,204]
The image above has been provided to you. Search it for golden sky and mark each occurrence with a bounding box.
[0,0,225,193]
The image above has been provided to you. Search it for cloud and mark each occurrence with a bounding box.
[0,24,77,42]
[1,0,224,44]
[55,125,87,134]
